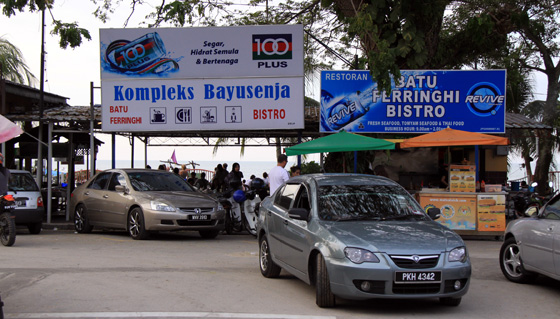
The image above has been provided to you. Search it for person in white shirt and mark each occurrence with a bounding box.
[268,154,289,195]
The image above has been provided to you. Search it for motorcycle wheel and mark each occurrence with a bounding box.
[0,212,16,247]
[224,208,234,234]
[243,216,257,237]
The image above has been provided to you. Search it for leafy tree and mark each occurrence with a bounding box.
[0,36,36,85]
[301,160,322,174]
[0,0,91,49]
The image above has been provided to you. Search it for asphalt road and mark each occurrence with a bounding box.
[1,229,559,319]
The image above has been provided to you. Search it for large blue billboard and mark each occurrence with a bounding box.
[320,70,506,133]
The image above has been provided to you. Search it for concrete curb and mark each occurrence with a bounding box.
[41,222,75,231]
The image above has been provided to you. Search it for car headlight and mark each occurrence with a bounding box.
[344,247,380,264]
[448,246,467,262]
[150,201,176,212]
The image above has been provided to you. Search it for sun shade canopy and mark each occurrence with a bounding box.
[285,131,395,156]
[400,127,509,148]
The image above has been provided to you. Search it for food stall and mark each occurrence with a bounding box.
[401,128,509,236]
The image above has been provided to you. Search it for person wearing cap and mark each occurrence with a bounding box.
[0,153,10,195]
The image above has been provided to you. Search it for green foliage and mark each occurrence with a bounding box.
[51,21,92,49]
[0,0,50,17]
[301,161,322,174]
[0,36,36,85]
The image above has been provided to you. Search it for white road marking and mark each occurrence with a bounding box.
[6,312,337,319]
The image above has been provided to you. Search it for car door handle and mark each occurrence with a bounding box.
[103,195,109,199]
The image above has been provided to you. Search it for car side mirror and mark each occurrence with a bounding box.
[524,206,539,217]
[114,185,129,194]
[288,207,310,222]
[427,207,441,220]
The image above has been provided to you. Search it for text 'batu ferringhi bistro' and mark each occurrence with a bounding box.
[320,69,510,236]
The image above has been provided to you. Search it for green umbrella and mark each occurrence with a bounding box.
[285,131,395,156]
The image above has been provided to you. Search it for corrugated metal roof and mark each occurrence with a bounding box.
[505,112,551,130]
[7,105,101,122]
[5,106,550,131]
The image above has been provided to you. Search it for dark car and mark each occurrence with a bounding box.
[257,174,471,308]
[70,169,226,239]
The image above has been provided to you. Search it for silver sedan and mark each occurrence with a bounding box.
[70,169,225,239]
[257,174,471,308]
[500,193,560,283]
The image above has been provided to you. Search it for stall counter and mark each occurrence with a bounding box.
[417,190,507,236]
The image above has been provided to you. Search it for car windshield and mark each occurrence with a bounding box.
[318,184,428,221]
[9,173,39,192]
[127,172,194,192]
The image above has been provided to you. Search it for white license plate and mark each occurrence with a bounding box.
[395,271,442,283]
[16,200,26,207]
[188,214,210,220]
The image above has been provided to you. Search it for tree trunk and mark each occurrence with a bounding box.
[534,72,560,194]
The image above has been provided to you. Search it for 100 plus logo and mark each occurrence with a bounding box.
[252,34,292,69]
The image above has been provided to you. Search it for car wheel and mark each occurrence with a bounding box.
[316,253,335,308]
[259,235,281,278]
[500,237,537,283]
[74,204,93,233]
[128,207,149,240]
[199,230,220,239]
[27,222,42,234]
[440,297,461,306]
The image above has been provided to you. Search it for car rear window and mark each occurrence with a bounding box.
[9,173,39,192]
[318,184,427,221]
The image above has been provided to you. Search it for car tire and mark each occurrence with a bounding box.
[199,230,220,239]
[316,253,335,308]
[259,235,281,278]
[440,297,461,306]
[28,223,42,234]
[74,204,93,233]
[500,237,537,283]
[128,207,149,240]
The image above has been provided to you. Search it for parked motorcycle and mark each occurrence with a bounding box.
[511,182,555,218]
[0,194,17,247]
[219,178,266,236]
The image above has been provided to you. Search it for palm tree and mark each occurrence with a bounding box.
[0,36,36,85]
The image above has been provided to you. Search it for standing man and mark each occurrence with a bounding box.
[0,153,10,195]
[268,154,289,195]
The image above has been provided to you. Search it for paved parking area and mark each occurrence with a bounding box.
[1,230,559,319]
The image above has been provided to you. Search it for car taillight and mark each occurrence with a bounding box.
[37,196,44,207]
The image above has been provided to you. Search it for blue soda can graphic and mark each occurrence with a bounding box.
[324,90,370,130]
[108,32,166,71]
